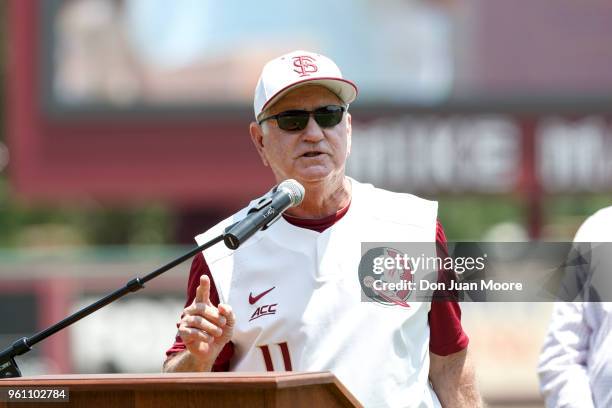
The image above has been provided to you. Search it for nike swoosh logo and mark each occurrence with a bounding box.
[249,287,275,304]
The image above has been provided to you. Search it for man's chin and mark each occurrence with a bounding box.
[292,168,337,184]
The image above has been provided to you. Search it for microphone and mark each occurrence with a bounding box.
[223,179,305,250]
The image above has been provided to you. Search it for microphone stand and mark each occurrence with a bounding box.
[0,234,224,378]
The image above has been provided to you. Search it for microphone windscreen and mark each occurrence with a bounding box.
[278,179,305,207]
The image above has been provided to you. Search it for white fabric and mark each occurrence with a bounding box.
[196,178,440,408]
[253,50,358,119]
[538,206,612,408]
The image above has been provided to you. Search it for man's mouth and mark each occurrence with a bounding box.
[301,151,324,158]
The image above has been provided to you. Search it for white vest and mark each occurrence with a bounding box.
[196,179,439,408]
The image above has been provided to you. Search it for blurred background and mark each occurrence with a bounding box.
[1,0,612,406]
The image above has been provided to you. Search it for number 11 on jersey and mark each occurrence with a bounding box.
[258,342,293,371]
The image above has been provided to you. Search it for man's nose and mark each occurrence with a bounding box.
[300,115,325,143]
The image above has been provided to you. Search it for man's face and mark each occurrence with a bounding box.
[250,85,352,185]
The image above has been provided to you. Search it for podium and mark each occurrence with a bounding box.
[0,372,362,408]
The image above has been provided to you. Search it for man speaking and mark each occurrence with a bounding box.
[163,50,481,408]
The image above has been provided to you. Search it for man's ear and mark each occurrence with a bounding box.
[249,121,269,167]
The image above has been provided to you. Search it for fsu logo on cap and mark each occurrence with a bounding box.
[292,55,318,77]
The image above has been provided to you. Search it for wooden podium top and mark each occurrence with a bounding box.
[0,372,363,408]
[0,372,341,390]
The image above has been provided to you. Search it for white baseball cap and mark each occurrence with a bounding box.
[253,50,358,120]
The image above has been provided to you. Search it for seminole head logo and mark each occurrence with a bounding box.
[292,55,318,77]
[359,247,413,308]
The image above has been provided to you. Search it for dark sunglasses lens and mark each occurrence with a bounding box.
[277,113,309,131]
[314,106,344,128]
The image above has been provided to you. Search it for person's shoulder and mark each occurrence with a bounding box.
[352,177,436,205]
[350,177,438,224]
[574,206,612,242]
[590,205,612,221]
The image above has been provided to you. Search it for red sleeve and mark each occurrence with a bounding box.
[428,221,470,356]
[165,252,234,371]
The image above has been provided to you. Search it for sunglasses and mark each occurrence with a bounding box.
[258,105,346,131]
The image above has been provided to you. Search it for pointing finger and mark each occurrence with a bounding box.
[195,275,211,305]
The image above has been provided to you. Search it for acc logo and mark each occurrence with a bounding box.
[292,56,318,77]
[358,247,413,308]
[250,304,277,321]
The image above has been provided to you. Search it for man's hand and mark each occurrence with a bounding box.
[166,275,235,372]
[429,348,482,408]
